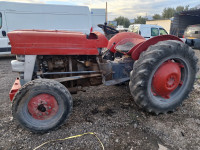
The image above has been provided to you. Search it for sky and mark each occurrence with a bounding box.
[1,0,200,20]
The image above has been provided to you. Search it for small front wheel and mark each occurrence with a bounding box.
[12,79,73,133]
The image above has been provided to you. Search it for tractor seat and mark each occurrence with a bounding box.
[115,41,135,53]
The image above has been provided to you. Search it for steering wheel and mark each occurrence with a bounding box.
[98,24,119,35]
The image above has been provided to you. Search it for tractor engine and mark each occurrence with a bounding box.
[34,55,103,93]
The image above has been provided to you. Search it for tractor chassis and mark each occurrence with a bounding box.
[10,54,134,98]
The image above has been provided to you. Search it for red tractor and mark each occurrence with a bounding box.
[8,29,198,133]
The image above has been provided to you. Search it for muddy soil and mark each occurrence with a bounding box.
[0,53,199,150]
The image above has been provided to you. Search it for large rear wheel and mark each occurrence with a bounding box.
[129,40,198,114]
[12,79,73,133]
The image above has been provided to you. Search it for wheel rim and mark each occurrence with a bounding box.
[148,56,190,105]
[152,60,182,99]
[28,94,59,120]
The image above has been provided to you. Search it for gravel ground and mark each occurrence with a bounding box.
[195,50,200,77]
[0,50,200,150]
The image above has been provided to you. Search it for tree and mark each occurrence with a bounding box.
[162,8,175,19]
[176,5,189,12]
[152,5,193,20]
[184,5,189,11]
[190,5,199,10]
[108,23,115,28]
[114,16,130,28]
[162,5,190,19]
[134,16,147,24]
[152,14,162,20]
[176,6,185,12]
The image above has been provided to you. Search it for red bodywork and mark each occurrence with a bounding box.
[107,32,183,60]
[9,78,21,101]
[8,30,182,59]
[130,35,183,60]
[8,30,183,101]
[107,32,146,53]
[8,30,108,55]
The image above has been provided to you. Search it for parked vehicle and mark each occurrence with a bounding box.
[128,24,168,39]
[0,1,105,54]
[8,29,197,133]
[91,9,106,33]
[184,24,200,49]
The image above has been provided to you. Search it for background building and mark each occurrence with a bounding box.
[146,19,171,34]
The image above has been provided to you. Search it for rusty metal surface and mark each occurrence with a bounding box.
[54,74,102,83]
[115,41,135,52]
[41,71,99,75]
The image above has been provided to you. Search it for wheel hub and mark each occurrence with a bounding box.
[152,60,182,99]
[28,94,59,120]
[37,104,46,112]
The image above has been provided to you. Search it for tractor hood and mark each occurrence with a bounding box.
[8,30,108,55]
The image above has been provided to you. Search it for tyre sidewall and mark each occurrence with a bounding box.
[129,40,198,113]
[145,54,195,111]
[12,80,72,133]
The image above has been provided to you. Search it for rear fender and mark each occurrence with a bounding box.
[130,35,183,60]
[107,32,145,53]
